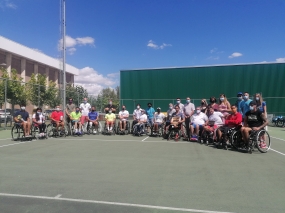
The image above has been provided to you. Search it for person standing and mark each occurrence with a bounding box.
[240,92,252,119]
[66,98,76,123]
[235,92,244,116]
[184,97,195,140]
[104,99,116,113]
[175,98,184,113]
[79,98,91,132]
[145,103,155,126]
[132,104,142,131]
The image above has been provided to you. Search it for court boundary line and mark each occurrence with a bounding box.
[0,140,34,148]
[0,192,235,213]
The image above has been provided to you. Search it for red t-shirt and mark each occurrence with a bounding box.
[225,112,242,127]
[51,111,63,121]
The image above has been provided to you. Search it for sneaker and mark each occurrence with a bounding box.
[259,142,267,149]
[93,130,97,134]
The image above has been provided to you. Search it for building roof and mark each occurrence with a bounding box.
[120,61,285,72]
[0,36,79,76]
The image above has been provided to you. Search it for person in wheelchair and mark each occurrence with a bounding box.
[216,105,242,148]
[166,105,185,133]
[118,105,129,132]
[88,106,99,134]
[189,106,208,141]
[14,104,31,137]
[241,101,268,150]
[50,106,65,136]
[70,107,83,135]
[32,107,46,138]
[105,110,116,132]
[133,109,148,135]
[203,106,224,142]
[164,103,175,132]
[132,104,142,131]
[152,107,165,135]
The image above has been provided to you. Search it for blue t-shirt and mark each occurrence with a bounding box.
[14,110,29,121]
[88,111,98,120]
[145,107,155,119]
[257,101,266,113]
[240,99,252,118]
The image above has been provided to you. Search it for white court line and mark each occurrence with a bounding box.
[0,193,234,213]
[142,136,149,141]
[0,138,12,141]
[56,138,188,144]
[0,141,34,148]
[271,136,285,142]
[269,148,285,156]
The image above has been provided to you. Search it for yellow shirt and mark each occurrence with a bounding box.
[105,113,116,121]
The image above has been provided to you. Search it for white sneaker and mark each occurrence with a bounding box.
[110,127,113,131]
[93,130,96,134]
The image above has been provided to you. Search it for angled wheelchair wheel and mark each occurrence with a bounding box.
[46,124,54,138]
[11,125,21,141]
[256,130,270,153]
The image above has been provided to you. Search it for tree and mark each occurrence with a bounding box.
[1,69,29,125]
[28,73,60,108]
[96,87,119,112]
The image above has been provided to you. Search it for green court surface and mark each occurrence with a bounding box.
[0,126,284,213]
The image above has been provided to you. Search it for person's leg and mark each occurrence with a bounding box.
[195,124,200,136]
[22,123,27,136]
[120,121,122,131]
[122,120,126,130]
[185,117,190,139]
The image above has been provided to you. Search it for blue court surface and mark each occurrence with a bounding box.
[0,126,284,213]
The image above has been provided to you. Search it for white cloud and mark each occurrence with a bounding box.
[276,57,285,63]
[210,48,217,54]
[147,40,172,50]
[74,67,118,96]
[228,52,243,59]
[0,0,17,9]
[58,35,95,55]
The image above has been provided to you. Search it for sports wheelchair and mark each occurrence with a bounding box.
[165,124,187,142]
[86,121,102,135]
[132,122,150,136]
[150,122,165,137]
[231,128,271,154]
[216,126,241,150]
[46,122,67,138]
[11,123,33,141]
[116,120,131,135]
[31,123,48,140]
[102,121,116,135]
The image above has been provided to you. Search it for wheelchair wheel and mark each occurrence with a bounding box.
[11,125,21,141]
[230,130,241,150]
[31,126,39,139]
[46,124,54,138]
[256,130,270,153]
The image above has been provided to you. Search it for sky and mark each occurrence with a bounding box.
[1,0,285,96]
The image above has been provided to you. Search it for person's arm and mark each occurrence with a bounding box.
[26,113,31,123]
[263,102,267,118]
[32,114,37,124]
[253,113,268,131]
[226,101,231,112]
[244,116,248,127]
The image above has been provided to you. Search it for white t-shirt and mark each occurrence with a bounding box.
[208,112,224,126]
[191,112,208,125]
[32,113,45,123]
[139,114,147,122]
[154,112,165,123]
[133,109,142,119]
[119,110,129,121]
[79,103,91,116]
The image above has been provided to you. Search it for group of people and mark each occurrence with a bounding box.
[12,92,268,150]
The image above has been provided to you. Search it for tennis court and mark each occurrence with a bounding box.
[0,126,284,213]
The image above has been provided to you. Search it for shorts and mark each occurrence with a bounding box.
[72,119,79,123]
[192,124,204,129]
[154,122,163,127]
[80,116,88,124]
[205,125,218,132]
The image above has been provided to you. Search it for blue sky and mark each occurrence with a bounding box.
[1,0,285,95]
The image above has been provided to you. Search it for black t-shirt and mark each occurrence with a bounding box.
[245,110,263,127]
[105,104,116,112]
[14,110,29,122]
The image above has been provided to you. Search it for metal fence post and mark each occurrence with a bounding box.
[4,78,7,128]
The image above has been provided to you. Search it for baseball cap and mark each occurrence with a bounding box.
[237,92,243,96]
[157,107,161,110]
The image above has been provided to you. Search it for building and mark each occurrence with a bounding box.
[120,63,285,114]
[0,35,79,111]
[0,35,78,85]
